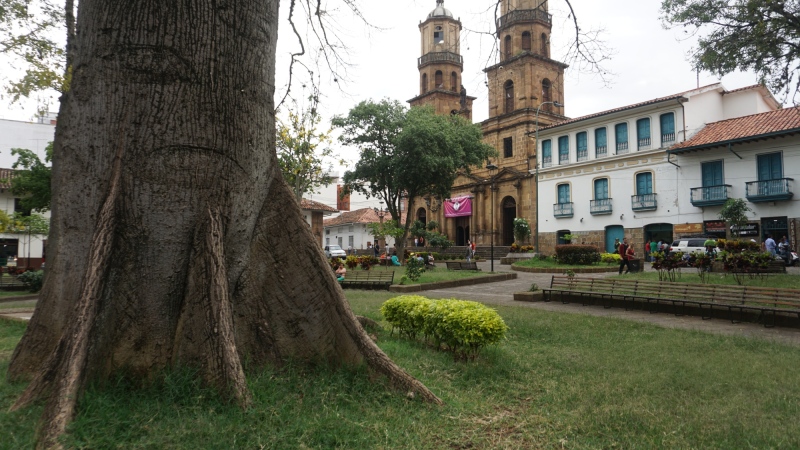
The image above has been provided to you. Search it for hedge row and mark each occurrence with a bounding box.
[554,245,601,265]
[380,295,509,360]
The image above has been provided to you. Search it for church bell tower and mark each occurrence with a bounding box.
[408,0,475,120]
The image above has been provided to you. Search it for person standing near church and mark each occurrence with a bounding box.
[618,237,632,274]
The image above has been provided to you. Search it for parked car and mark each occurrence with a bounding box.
[669,238,717,256]
[324,245,347,258]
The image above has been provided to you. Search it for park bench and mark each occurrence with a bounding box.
[339,270,395,290]
[542,276,800,328]
[445,261,480,271]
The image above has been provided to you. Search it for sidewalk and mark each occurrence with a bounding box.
[414,259,800,347]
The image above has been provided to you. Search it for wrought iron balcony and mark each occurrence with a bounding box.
[590,198,613,215]
[616,141,629,154]
[577,149,588,161]
[638,137,651,150]
[418,51,463,69]
[595,145,607,158]
[690,185,731,207]
[497,9,552,29]
[631,193,657,211]
[554,202,574,218]
[745,178,794,202]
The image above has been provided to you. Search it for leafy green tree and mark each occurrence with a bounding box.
[276,91,340,202]
[0,0,66,100]
[333,100,494,254]
[4,142,53,212]
[661,0,800,102]
[366,219,405,253]
[718,198,752,237]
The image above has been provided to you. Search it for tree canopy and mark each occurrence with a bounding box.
[661,0,800,102]
[276,91,339,202]
[6,142,52,213]
[332,100,494,248]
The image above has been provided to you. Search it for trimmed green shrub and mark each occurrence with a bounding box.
[18,270,44,292]
[380,295,431,339]
[554,244,601,265]
[381,296,509,360]
[600,252,621,265]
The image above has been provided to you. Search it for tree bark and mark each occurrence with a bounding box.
[8,1,440,446]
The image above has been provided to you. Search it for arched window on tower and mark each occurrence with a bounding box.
[504,35,512,61]
[521,32,531,52]
[504,80,514,114]
[450,72,458,91]
[540,33,548,57]
[421,73,428,94]
[542,78,552,111]
[435,70,443,89]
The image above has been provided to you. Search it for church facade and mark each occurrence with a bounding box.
[409,0,566,249]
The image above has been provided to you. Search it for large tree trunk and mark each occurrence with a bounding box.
[8,1,439,447]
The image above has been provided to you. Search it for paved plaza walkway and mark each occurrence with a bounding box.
[416,259,800,347]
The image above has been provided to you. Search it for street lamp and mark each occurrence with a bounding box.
[373,201,387,253]
[486,163,498,272]
[531,100,563,255]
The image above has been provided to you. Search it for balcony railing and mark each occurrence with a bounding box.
[542,156,552,168]
[554,202,574,218]
[661,133,675,145]
[631,193,657,211]
[616,141,629,154]
[638,137,651,150]
[690,185,731,207]
[596,145,607,158]
[497,8,552,29]
[417,51,463,68]
[590,198,613,215]
[577,149,588,161]
[745,178,794,202]
[559,153,569,165]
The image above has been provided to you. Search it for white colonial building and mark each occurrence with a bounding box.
[323,208,398,254]
[667,106,800,246]
[535,83,780,254]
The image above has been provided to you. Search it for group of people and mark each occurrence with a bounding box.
[764,234,793,261]
[616,237,636,274]
[465,240,476,262]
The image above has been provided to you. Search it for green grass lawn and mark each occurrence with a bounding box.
[351,265,490,285]
[618,269,800,289]
[3,294,800,448]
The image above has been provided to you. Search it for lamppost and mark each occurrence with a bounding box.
[530,100,563,255]
[486,163,498,272]
[373,201,387,253]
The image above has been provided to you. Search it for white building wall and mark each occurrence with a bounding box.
[672,136,800,225]
[323,222,396,252]
[0,119,56,167]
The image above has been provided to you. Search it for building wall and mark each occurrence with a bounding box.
[0,118,55,168]
[323,222,396,252]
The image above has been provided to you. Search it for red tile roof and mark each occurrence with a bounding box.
[539,84,725,131]
[0,168,15,190]
[669,107,800,152]
[323,208,382,227]
[300,198,337,212]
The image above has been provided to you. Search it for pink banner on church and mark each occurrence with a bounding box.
[444,196,473,218]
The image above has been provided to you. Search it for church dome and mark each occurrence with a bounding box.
[428,0,453,18]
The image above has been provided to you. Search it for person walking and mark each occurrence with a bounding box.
[465,240,472,262]
[618,237,632,274]
[645,241,651,262]
[650,238,658,261]
[470,240,476,259]
[764,233,777,257]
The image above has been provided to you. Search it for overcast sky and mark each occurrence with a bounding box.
[1,0,768,165]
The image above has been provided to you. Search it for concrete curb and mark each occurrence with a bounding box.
[389,273,517,293]
[0,293,39,303]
